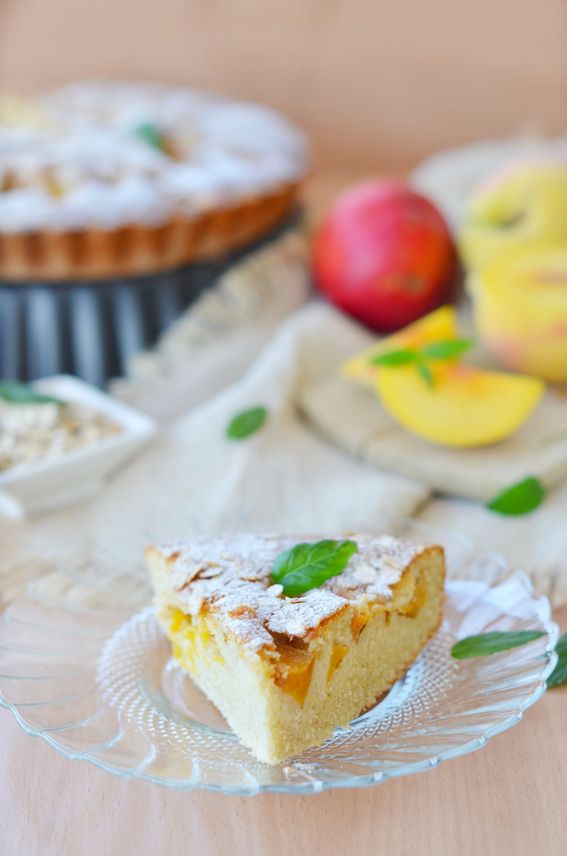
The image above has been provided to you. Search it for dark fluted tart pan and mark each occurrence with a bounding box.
[0,210,299,388]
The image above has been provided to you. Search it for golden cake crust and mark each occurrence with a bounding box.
[145,533,442,656]
[0,181,299,281]
[0,82,308,280]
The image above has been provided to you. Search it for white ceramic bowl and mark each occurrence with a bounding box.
[0,375,156,516]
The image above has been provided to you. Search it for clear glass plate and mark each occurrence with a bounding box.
[0,522,558,796]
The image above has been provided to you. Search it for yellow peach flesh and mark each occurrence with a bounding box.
[326,643,349,683]
[375,362,544,448]
[274,649,315,706]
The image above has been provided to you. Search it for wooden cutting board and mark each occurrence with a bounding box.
[299,374,567,501]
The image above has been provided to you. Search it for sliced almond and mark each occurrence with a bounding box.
[197,564,222,579]
[266,583,284,597]
[239,572,268,582]
[173,561,213,590]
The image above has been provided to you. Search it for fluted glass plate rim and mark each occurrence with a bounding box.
[0,533,559,796]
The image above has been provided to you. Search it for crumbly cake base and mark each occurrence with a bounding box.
[0,181,298,281]
[148,540,445,764]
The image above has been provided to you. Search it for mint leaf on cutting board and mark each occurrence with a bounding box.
[369,349,419,367]
[417,361,434,388]
[369,338,474,389]
[421,338,474,360]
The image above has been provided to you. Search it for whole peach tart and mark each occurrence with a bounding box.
[0,82,309,280]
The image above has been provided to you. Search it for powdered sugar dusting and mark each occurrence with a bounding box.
[154,534,425,653]
[0,81,309,233]
[327,536,421,599]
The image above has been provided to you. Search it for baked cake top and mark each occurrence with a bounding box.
[149,533,428,653]
[0,82,309,234]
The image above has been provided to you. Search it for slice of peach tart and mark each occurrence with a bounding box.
[145,533,445,764]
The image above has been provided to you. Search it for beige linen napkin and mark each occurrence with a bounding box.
[111,229,311,423]
[419,487,567,606]
[87,303,429,564]
[3,300,567,608]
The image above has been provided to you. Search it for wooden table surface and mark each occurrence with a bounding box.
[1,609,565,856]
[3,0,567,171]
[1,171,566,856]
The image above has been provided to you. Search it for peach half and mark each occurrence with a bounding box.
[375,362,544,448]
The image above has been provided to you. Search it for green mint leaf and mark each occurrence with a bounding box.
[226,406,267,440]
[421,339,474,360]
[418,361,434,388]
[369,349,418,367]
[487,476,545,516]
[547,633,567,689]
[0,381,64,406]
[451,630,546,659]
[272,539,359,596]
[134,121,167,152]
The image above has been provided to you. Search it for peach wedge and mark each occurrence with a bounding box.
[342,305,458,389]
[375,362,544,448]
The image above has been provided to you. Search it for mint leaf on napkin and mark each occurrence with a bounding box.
[0,381,64,406]
[272,539,358,596]
[226,406,267,440]
[451,630,545,659]
[547,633,567,689]
[487,476,545,516]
